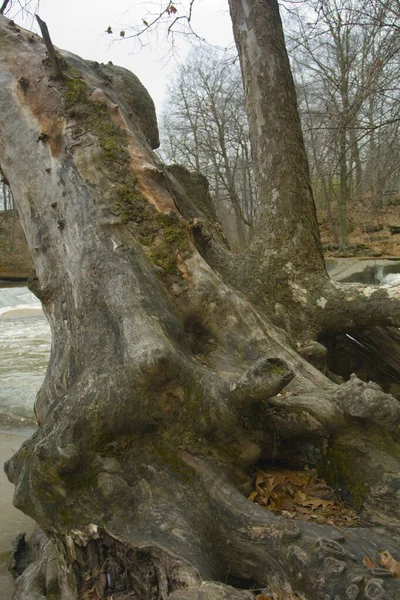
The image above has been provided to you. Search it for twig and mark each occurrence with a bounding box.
[0,0,11,15]
[35,14,63,78]
[362,545,379,568]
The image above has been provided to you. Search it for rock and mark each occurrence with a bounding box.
[326,258,400,285]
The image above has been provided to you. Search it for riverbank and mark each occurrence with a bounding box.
[0,307,43,319]
[0,430,35,599]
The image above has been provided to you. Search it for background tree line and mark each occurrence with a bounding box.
[0,171,17,252]
[0,170,30,271]
[160,0,400,251]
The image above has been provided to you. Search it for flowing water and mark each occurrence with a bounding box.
[0,287,50,597]
[0,287,50,430]
[381,272,400,286]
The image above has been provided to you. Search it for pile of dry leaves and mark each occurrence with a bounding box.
[247,467,400,599]
[248,467,359,527]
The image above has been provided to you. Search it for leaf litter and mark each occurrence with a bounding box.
[249,467,400,581]
[248,467,359,527]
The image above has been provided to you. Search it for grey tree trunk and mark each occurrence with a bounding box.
[227,0,324,272]
[1,11,400,600]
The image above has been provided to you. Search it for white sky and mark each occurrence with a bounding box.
[13,0,234,118]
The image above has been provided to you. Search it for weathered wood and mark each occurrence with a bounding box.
[35,15,63,78]
[1,10,400,600]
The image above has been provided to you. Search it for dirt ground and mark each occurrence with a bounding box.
[0,212,34,279]
[318,200,400,258]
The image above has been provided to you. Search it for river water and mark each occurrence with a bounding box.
[0,287,50,431]
[0,287,51,597]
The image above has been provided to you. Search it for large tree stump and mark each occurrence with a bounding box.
[1,13,400,600]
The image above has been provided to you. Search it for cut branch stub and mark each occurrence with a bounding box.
[230,357,294,411]
[35,15,64,78]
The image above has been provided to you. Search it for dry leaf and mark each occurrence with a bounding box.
[379,550,400,577]
[363,555,378,569]
[295,506,312,515]
[250,467,358,527]
[305,498,333,510]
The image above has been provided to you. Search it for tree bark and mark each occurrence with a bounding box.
[227,0,324,272]
[1,10,400,600]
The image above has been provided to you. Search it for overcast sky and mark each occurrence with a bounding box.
[13,0,234,118]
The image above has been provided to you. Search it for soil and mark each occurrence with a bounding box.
[0,211,34,279]
[318,200,400,258]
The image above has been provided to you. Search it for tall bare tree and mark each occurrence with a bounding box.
[288,0,400,246]
[161,47,256,250]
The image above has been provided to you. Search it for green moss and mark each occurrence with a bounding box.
[64,69,87,105]
[63,67,192,275]
[154,442,196,483]
[114,184,147,224]
[114,187,190,274]
[318,446,366,511]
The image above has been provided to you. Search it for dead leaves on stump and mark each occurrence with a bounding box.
[363,550,400,578]
[248,467,359,527]
[255,592,307,600]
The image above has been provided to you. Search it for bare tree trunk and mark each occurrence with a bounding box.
[228,0,324,273]
[338,128,348,250]
[2,12,400,600]
[350,127,362,204]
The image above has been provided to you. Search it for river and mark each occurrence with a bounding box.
[0,286,50,598]
[0,286,50,430]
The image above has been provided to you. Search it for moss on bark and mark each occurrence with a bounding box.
[62,67,191,275]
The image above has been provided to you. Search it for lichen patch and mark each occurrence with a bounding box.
[316,297,327,309]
